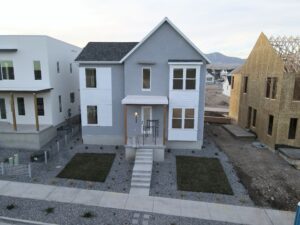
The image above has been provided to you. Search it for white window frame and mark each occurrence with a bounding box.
[142,67,151,91]
[171,107,195,130]
[171,66,198,91]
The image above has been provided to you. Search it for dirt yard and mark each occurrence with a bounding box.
[205,83,229,108]
[206,124,300,211]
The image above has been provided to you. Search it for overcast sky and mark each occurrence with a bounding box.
[1,0,299,58]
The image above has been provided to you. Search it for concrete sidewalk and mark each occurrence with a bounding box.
[0,180,295,225]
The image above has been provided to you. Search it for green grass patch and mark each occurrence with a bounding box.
[176,156,233,195]
[57,153,115,182]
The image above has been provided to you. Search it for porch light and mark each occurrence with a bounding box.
[134,112,139,123]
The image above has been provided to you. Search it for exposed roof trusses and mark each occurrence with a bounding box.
[269,36,300,73]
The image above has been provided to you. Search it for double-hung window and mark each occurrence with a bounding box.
[86,68,96,88]
[34,61,42,80]
[0,61,14,80]
[87,105,97,124]
[172,67,197,90]
[37,98,44,116]
[172,108,195,129]
[173,69,184,89]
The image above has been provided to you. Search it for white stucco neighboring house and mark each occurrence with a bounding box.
[76,18,210,161]
[0,35,81,150]
[206,73,215,84]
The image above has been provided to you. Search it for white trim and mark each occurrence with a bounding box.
[76,61,122,64]
[120,17,211,63]
[141,106,152,133]
[168,62,203,65]
[141,67,151,91]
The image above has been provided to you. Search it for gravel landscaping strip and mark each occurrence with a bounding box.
[0,196,242,225]
[0,135,133,193]
[150,130,254,206]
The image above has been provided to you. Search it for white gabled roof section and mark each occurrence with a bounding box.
[120,17,211,64]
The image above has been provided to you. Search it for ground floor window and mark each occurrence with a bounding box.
[172,108,195,129]
[70,92,75,103]
[288,118,298,139]
[58,95,62,112]
[37,98,44,116]
[87,105,97,124]
[0,98,6,119]
[252,109,257,127]
[268,115,274,135]
[17,97,25,115]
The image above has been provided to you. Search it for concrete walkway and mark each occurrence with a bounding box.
[0,180,295,225]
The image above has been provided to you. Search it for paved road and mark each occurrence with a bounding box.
[0,180,296,225]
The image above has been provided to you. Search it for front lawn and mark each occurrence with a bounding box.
[176,156,233,195]
[57,153,115,182]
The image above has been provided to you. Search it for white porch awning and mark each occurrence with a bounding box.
[122,95,168,105]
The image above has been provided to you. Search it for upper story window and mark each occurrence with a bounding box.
[33,61,42,80]
[173,69,184,90]
[186,69,196,90]
[56,61,60,73]
[243,76,248,93]
[172,67,198,90]
[17,97,25,116]
[0,61,15,80]
[265,77,277,99]
[70,63,73,74]
[86,68,96,88]
[293,77,300,101]
[142,67,151,91]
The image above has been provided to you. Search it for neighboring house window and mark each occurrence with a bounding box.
[244,76,248,93]
[173,69,183,90]
[17,97,25,115]
[172,108,182,128]
[87,105,97,124]
[142,67,151,90]
[37,98,44,116]
[231,76,234,89]
[247,106,252,128]
[293,77,300,101]
[252,109,257,127]
[271,78,278,99]
[70,63,73,74]
[58,95,62,112]
[184,108,194,129]
[85,68,96,88]
[266,78,272,98]
[266,77,277,99]
[33,61,42,80]
[70,92,75,103]
[268,115,274,135]
[288,118,298,139]
[186,69,196,90]
[57,62,60,73]
[0,98,6,119]
[0,61,15,80]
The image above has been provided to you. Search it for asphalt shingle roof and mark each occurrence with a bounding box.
[75,42,138,62]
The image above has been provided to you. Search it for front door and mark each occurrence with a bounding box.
[141,106,152,133]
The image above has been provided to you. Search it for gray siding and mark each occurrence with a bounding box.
[124,21,207,96]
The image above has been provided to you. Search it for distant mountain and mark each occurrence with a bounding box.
[205,52,245,65]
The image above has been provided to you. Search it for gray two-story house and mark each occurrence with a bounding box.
[75,18,210,161]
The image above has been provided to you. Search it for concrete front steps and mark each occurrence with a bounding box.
[130,149,153,196]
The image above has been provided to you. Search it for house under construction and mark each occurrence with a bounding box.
[229,33,300,149]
